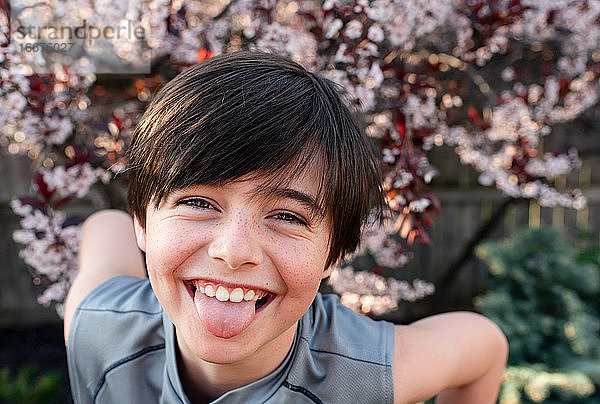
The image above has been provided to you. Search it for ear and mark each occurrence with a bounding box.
[322,266,334,280]
[321,256,341,280]
[132,215,147,253]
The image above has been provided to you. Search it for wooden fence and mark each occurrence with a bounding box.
[383,149,600,322]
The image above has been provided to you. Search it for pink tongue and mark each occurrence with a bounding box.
[194,291,256,339]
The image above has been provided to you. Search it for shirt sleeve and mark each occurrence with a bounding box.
[66,275,163,404]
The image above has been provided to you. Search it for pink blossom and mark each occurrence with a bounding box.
[325,18,344,39]
[344,20,363,39]
[41,164,112,198]
[329,266,435,315]
[502,67,516,82]
[409,198,431,213]
[367,24,385,43]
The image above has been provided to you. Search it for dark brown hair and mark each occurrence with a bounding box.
[126,51,387,269]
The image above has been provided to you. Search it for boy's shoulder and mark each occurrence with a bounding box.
[285,293,395,403]
[301,293,395,365]
[67,275,167,403]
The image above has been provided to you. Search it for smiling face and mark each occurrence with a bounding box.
[133,166,334,368]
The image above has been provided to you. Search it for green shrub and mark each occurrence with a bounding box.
[0,365,61,404]
[501,365,596,404]
[475,227,600,403]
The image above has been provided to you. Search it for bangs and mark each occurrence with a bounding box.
[157,142,330,226]
[129,62,343,226]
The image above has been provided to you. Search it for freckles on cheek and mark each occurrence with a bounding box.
[283,251,327,294]
[148,228,198,275]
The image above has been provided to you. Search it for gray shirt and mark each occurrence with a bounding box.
[67,276,395,403]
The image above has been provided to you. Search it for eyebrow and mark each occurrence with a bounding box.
[245,185,324,221]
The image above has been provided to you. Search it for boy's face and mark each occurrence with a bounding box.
[134,166,333,366]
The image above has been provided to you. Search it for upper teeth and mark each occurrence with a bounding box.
[229,288,244,302]
[216,286,229,302]
[194,282,263,303]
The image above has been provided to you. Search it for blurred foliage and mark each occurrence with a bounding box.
[475,227,600,403]
[501,366,595,404]
[576,230,600,307]
[0,365,61,404]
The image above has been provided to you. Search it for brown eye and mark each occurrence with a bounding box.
[274,212,308,226]
[179,198,213,209]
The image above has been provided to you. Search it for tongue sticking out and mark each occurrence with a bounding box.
[194,291,256,339]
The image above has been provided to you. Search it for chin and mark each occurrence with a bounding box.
[177,320,262,364]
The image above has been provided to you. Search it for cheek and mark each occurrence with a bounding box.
[275,241,329,296]
[145,221,208,276]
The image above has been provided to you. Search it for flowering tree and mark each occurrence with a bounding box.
[1,0,598,316]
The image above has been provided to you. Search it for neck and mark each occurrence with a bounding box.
[176,325,297,402]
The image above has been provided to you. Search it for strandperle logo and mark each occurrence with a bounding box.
[9,1,151,75]
[14,19,146,47]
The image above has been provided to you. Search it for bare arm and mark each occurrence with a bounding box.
[393,312,508,404]
[63,209,147,344]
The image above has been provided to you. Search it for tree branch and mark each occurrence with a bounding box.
[433,196,516,309]
[213,0,240,20]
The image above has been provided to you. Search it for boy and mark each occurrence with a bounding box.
[64,52,508,403]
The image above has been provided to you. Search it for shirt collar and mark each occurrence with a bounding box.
[161,309,300,403]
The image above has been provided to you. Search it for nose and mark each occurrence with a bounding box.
[207,213,264,270]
